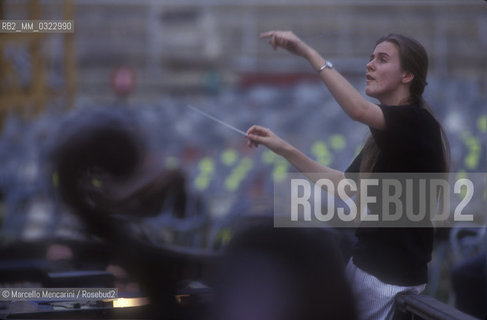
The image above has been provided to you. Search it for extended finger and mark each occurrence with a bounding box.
[259,31,274,38]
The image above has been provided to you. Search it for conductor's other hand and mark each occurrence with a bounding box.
[247,125,289,156]
[260,30,311,57]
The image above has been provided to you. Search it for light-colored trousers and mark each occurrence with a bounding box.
[345,259,426,320]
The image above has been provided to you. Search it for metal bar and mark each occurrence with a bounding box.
[394,293,479,320]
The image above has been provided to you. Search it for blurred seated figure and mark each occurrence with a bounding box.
[214,221,357,320]
[48,107,213,319]
[49,107,187,228]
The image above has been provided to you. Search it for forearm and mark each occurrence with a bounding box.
[304,48,369,121]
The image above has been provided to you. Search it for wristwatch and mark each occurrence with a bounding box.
[317,60,333,73]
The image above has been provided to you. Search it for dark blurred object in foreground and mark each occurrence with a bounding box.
[49,107,187,223]
[215,221,357,320]
[47,107,216,319]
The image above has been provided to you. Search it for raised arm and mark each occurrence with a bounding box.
[260,30,385,130]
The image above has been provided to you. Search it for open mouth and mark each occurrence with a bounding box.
[366,75,374,81]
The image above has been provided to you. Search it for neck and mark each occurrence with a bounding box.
[379,95,411,106]
[378,87,411,106]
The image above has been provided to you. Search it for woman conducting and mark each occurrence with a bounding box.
[246,31,450,319]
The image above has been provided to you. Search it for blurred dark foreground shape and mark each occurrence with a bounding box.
[47,107,217,319]
[214,221,358,320]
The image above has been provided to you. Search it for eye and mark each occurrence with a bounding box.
[378,54,389,63]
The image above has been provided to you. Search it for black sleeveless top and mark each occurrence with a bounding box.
[345,103,445,286]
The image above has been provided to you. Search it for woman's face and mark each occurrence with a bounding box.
[365,41,406,102]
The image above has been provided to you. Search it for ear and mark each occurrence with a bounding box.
[401,71,414,84]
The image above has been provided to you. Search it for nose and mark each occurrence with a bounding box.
[366,59,374,71]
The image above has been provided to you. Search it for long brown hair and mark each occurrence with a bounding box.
[360,34,450,173]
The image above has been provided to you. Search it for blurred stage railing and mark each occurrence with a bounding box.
[394,293,479,320]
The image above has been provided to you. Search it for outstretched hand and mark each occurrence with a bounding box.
[247,125,289,155]
[260,30,311,57]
